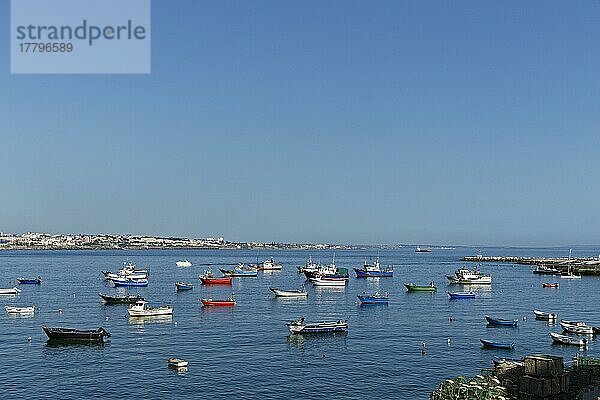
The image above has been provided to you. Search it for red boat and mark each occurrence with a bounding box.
[200,297,236,306]
[199,271,232,285]
[542,283,559,288]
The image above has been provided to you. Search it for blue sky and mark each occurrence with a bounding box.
[1,1,599,246]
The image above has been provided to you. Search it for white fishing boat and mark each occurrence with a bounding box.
[168,358,189,368]
[534,309,557,320]
[5,306,35,314]
[550,332,588,347]
[176,260,192,267]
[560,265,581,279]
[297,257,320,274]
[0,287,21,295]
[128,300,173,317]
[257,257,282,271]
[103,262,148,280]
[309,276,347,286]
[287,317,348,334]
[560,321,593,334]
[270,287,308,297]
[446,267,492,285]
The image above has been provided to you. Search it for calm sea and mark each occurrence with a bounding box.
[1,247,599,399]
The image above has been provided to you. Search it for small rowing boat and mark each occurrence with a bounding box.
[5,306,35,314]
[200,296,236,307]
[534,310,557,321]
[357,291,389,305]
[447,291,475,299]
[0,287,21,295]
[199,270,232,285]
[17,276,42,285]
[404,283,437,292]
[43,326,111,342]
[99,293,145,304]
[270,287,308,297]
[112,277,149,287]
[550,332,588,347]
[485,316,518,327]
[168,358,189,368]
[287,317,348,334]
[542,283,559,288]
[128,300,173,317]
[175,282,194,291]
[480,339,515,350]
[560,321,593,334]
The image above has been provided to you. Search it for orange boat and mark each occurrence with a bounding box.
[199,270,232,285]
[200,296,236,306]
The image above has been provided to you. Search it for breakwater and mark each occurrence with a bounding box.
[461,255,600,275]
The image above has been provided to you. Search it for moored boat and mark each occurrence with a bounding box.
[480,339,515,350]
[220,264,258,277]
[485,315,518,327]
[175,260,192,267]
[446,267,492,285]
[102,262,148,281]
[404,283,437,292]
[533,265,560,275]
[560,321,593,334]
[255,257,283,271]
[415,246,432,253]
[310,276,347,286]
[357,291,389,304]
[5,306,35,314]
[112,277,149,287]
[353,258,393,278]
[542,283,559,288]
[168,358,189,368]
[175,282,194,291]
[447,291,475,299]
[550,332,588,347]
[534,310,557,320]
[297,257,320,274]
[99,293,145,304]
[17,276,42,285]
[200,295,236,307]
[270,287,308,297]
[199,270,232,285]
[128,300,173,317]
[43,326,111,342]
[287,317,348,334]
[0,287,21,295]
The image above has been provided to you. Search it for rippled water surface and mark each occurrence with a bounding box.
[1,247,599,399]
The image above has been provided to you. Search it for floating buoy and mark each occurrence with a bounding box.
[58,309,63,313]
[447,338,451,345]
[421,349,426,355]
[105,317,109,321]
[27,337,32,342]
[73,294,76,297]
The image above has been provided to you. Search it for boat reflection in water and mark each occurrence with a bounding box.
[287,332,348,351]
[128,315,173,325]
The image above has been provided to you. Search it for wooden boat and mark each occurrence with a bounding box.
[17,276,42,284]
[447,291,475,299]
[354,257,393,278]
[446,267,492,285]
[287,317,348,334]
[0,287,21,295]
[220,264,257,277]
[128,300,173,317]
[542,283,559,288]
[200,296,236,307]
[480,339,515,350]
[199,270,232,285]
[270,287,308,297]
[357,291,389,304]
[550,332,588,347]
[560,321,593,334]
[533,265,560,275]
[99,293,145,304]
[534,310,557,320]
[404,283,437,292]
[175,260,192,267]
[175,282,194,291]
[485,316,518,327]
[168,358,189,368]
[5,306,35,314]
[112,277,148,287]
[43,326,111,342]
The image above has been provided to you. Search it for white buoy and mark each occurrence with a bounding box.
[447,338,451,345]
[105,317,109,320]
[27,337,32,342]
[58,309,63,313]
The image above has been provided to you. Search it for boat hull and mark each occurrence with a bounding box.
[112,279,148,287]
[43,326,110,342]
[404,284,437,292]
[0,287,21,295]
[534,310,557,320]
[200,276,232,285]
[270,288,307,297]
[354,269,393,278]
[5,306,35,314]
[99,293,145,304]
[480,339,515,349]
[128,308,173,317]
[448,291,475,299]
[17,278,41,285]
[287,320,348,334]
[485,316,518,327]
[200,299,236,307]
[550,332,588,347]
[357,295,388,304]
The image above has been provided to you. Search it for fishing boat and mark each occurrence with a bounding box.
[303,255,348,279]
[560,268,581,279]
[98,293,145,304]
[199,270,232,285]
[220,264,258,277]
[287,317,348,334]
[102,262,148,280]
[415,246,432,253]
[560,321,593,334]
[42,326,111,342]
[0,287,21,295]
[175,260,192,267]
[168,358,189,368]
[200,295,236,307]
[310,276,347,286]
[128,300,173,317]
[561,319,586,326]
[297,257,320,274]
[112,277,149,287]
[533,265,560,275]
[5,306,35,314]
[534,310,557,320]
[542,283,559,288]
[357,291,389,304]
[404,283,437,292]
[480,339,515,350]
[447,291,475,299]
[550,332,588,347]
[446,267,492,285]
[17,276,42,284]
[256,257,283,271]
[354,258,393,278]
[270,287,308,297]
[175,282,194,291]
[485,316,518,327]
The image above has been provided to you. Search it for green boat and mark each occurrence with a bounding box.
[404,283,437,292]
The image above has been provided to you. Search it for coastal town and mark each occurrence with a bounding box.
[0,231,351,251]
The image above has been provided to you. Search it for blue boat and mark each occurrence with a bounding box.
[480,339,515,350]
[354,258,393,278]
[447,291,475,299]
[220,264,258,277]
[485,315,518,327]
[112,278,148,287]
[357,291,389,305]
[175,282,194,291]
[17,276,42,285]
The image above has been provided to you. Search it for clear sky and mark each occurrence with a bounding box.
[1,1,599,246]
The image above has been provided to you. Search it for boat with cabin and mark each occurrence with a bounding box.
[534,310,557,321]
[446,266,492,285]
[102,262,148,280]
[128,300,173,317]
[404,283,437,292]
[357,291,389,304]
[220,264,258,277]
[0,287,21,295]
[5,306,35,314]
[175,260,192,267]
[297,257,320,274]
[533,265,560,275]
[480,339,515,350]
[287,317,348,334]
[485,316,518,327]
[99,293,145,304]
[447,291,476,299]
[270,287,308,297]
[255,257,282,271]
[43,326,111,342]
[354,257,393,278]
[550,332,588,347]
[17,276,42,285]
[175,282,194,291]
